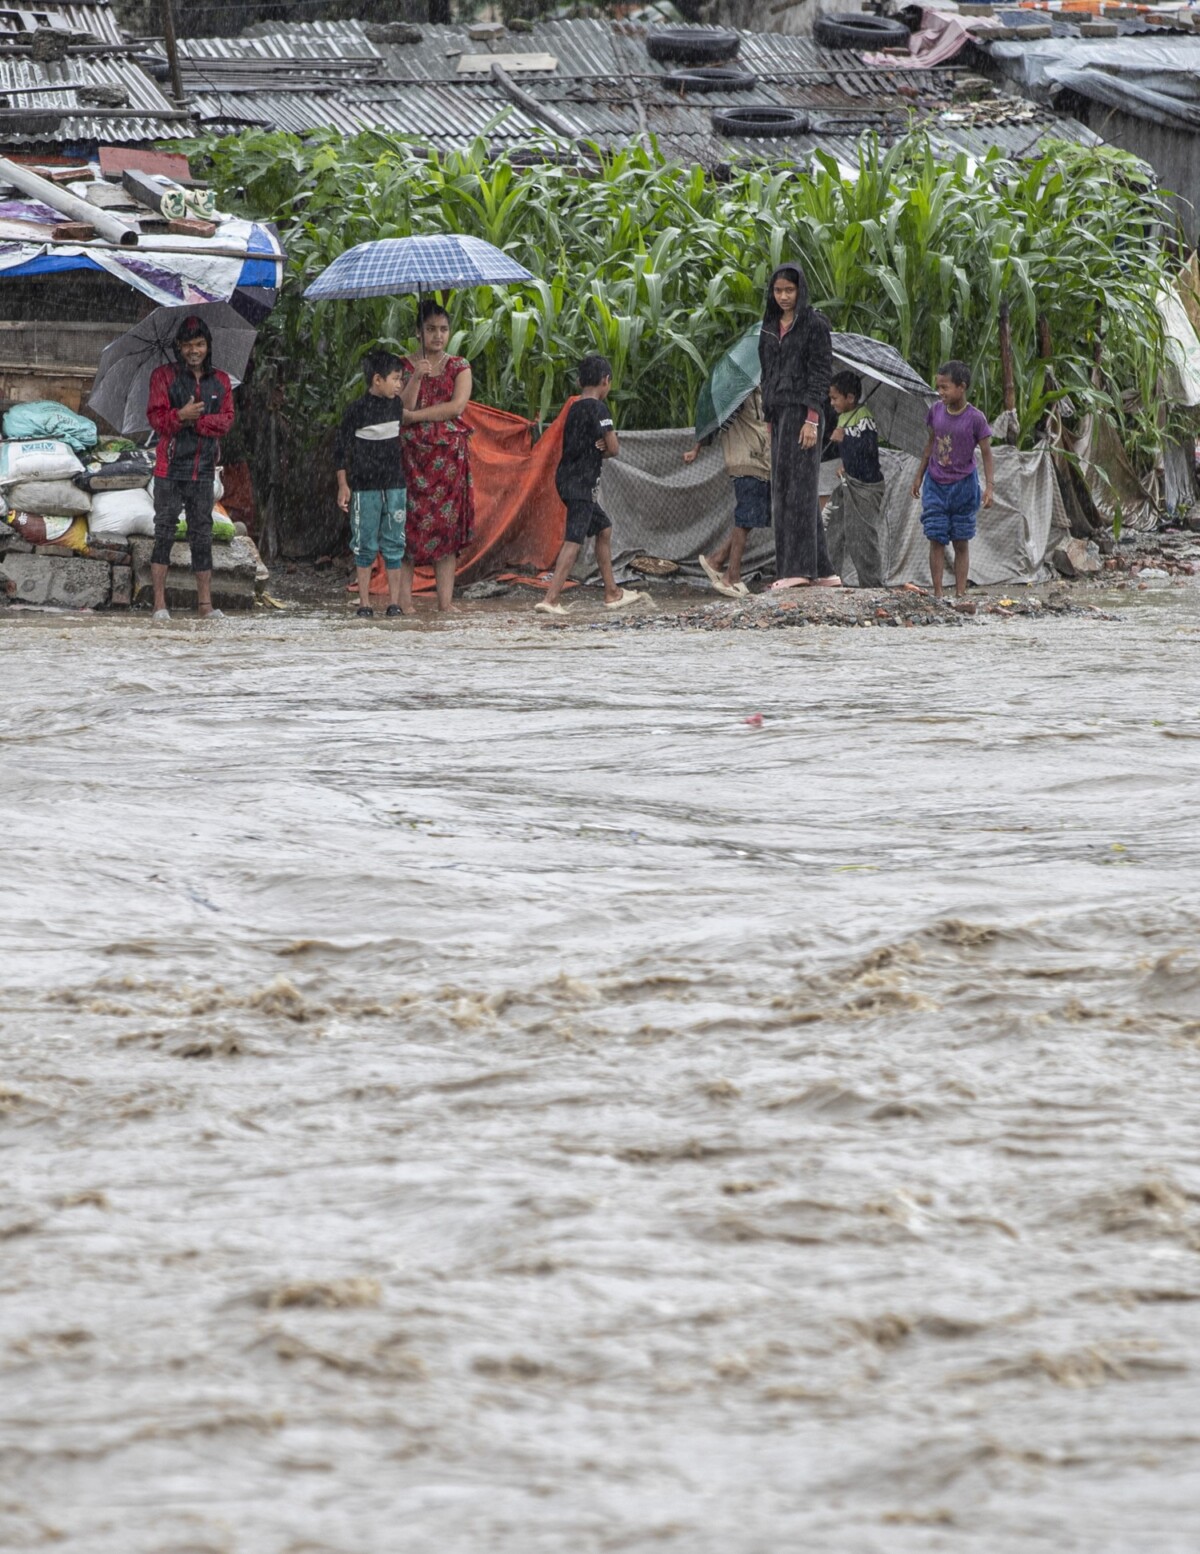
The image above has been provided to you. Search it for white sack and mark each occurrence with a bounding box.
[89,486,156,537]
[0,439,84,486]
[6,478,91,517]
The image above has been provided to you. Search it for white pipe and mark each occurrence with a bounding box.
[0,154,139,247]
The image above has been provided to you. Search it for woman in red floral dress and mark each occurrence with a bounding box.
[398,300,475,612]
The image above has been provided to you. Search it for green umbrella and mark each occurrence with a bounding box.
[694,325,762,442]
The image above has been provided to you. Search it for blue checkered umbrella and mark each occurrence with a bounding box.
[303,234,534,300]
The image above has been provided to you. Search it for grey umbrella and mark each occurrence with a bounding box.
[830,332,936,456]
[88,301,257,436]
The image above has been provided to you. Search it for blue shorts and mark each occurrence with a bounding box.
[350,487,406,569]
[733,475,771,530]
[921,472,979,545]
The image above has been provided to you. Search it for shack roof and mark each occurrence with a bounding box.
[0,53,186,145]
[0,2,123,49]
[162,18,1096,164]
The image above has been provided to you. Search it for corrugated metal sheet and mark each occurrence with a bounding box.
[163,18,1094,165]
[0,3,125,47]
[0,53,183,143]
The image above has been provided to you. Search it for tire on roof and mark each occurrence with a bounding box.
[711,106,811,137]
[646,27,742,64]
[813,13,912,49]
[665,67,757,93]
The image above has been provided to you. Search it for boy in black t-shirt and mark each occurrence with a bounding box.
[822,370,886,588]
[536,355,645,615]
[334,348,408,617]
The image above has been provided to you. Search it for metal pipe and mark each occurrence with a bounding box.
[5,236,281,262]
[0,155,139,246]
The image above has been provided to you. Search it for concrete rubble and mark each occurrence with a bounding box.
[0,526,267,613]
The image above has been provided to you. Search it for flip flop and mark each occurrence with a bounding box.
[698,553,722,587]
[815,576,843,588]
[152,609,171,624]
[711,576,743,600]
[534,600,571,616]
[770,577,811,591]
[605,588,647,609]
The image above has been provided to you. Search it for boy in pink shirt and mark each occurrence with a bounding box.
[911,360,994,601]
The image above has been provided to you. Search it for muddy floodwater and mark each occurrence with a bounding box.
[3,591,1200,1554]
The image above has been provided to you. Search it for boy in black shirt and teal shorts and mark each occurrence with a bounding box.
[334,349,408,618]
[536,355,645,616]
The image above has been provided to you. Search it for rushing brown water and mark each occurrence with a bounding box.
[3,590,1200,1554]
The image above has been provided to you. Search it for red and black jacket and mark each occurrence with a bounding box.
[147,361,234,482]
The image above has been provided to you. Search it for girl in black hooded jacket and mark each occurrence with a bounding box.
[758,263,840,586]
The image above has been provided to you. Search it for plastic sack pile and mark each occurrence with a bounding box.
[0,399,235,550]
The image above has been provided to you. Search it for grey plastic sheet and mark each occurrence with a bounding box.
[586,431,1069,587]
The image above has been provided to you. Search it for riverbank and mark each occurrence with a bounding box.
[257,526,1198,631]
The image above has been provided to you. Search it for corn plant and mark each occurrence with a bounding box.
[191,124,1180,469]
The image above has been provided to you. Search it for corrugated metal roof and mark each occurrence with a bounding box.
[163,18,1096,164]
[0,53,184,144]
[0,2,124,47]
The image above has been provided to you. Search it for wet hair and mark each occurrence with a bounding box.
[175,315,209,345]
[418,298,451,327]
[936,360,971,388]
[772,267,802,290]
[578,353,612,388]
[830,371,862,403]
[362,348,404,388]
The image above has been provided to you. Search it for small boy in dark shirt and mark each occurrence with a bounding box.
[823,370,886,588]
[537,354,644,615]
[334,348,408,618]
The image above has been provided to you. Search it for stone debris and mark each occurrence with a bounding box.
[1052,537,1104,578]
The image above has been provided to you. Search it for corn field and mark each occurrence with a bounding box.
[197,125,1178,463]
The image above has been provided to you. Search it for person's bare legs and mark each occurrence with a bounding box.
[356,565,374,610]
[953,538,970,598]
[595,528,622,604]
[398,558,416,614]
[724,526,748,588]
[386,567,410,612]
[929,540,947,601]
[195,571,215,617]
[151,562,169,614]
[542,540,581,606]
[434,554,457,612]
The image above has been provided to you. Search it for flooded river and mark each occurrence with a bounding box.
[3,591,1200,1553]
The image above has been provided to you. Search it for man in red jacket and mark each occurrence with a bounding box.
[146,315,234,621]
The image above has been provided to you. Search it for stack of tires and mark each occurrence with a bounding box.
[646,26,811,137]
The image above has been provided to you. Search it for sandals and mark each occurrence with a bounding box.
[385,604,405,618]
[605,588,647,610]
[534,600,571,616]
[698,553,723,587]
[355,605,373,618]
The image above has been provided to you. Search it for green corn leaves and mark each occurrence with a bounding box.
[192,126,1178,465]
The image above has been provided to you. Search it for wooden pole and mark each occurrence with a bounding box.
[997,299,1018,445]
[160,0,185,107]
[490,63,577,139]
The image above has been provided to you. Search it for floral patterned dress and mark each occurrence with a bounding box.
[400,355,475,565]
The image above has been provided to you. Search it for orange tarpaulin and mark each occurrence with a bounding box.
[363,400,570,593]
